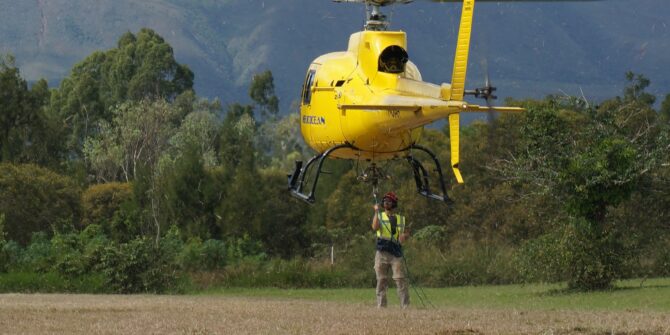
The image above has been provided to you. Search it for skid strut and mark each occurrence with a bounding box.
[288,143,353,203]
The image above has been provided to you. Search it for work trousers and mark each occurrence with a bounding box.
[374,250,409,308]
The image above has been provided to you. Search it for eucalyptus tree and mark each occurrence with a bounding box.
[50,29,194,157]
[660,94,670,122]
[0,55,56,165]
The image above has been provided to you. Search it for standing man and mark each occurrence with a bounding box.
[372,191,410,308]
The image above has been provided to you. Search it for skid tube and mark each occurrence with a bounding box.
[406,144,452,203]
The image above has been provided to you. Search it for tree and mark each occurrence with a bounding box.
[494,94,664,290]
[51,29,194,156]
[0,55,57,165]
[623,71,655,106]
[0,54,29,162]
[162,144,223,240]
[217,105,262,239]
[84,99,183,183]
[660,94,670,122]
[249,70,279,120]
[83,99,185,242]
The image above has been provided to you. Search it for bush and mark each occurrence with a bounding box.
[81,183,133,225]
[0,240,21,273]
[226,234,266,264]
[20,232,53,272]
[81,182,144,242]
[0,272,106,293]
[0,225,184,293]
[81,182,135,232]
[406,240,520,286]
[178,237,226,271]
[97,229,183,293]
[0,163,81,245]
[517,218,633,290]
[215,258,350,289]
[516,230,568,283]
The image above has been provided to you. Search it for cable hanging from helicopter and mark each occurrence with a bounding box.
[288,0,526,204]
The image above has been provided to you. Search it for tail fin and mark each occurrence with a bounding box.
[449,113,464,183]
[448,0,475,184]
[450,0,475,101]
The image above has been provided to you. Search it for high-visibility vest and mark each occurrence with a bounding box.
[376,212,406,241]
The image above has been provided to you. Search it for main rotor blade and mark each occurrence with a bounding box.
[431,0,603,2]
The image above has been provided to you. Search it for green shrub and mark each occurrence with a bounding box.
[226,234,266,263]
[0,240,21,273]
[20,232,53,272]
[97,230,183,293]
[412,225,449,247]
[81,182,143,242]
[0,272,106,293]
[0,163,81,245]
[201,239,227,270]
[217,258,349,288]
[516,230,568,283]
[177,235,228,273]
[516,218,632,290]
[563,220,630,290]
[405,240,520,286]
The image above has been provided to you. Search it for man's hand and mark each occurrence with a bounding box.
[373,204,380,212]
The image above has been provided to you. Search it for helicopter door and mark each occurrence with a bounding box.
[301,69,317,105]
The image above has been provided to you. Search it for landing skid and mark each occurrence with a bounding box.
[287,143,453,204]
[406,144,452,203]
[287,143,353,203]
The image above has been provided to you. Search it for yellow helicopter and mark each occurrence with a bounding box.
[288,0,525,203]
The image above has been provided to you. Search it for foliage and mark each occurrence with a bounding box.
[491,82,668,290]
[178,238,227,271]
[162,145,223,239]
[0,55,57,165]
[249,70,279,120]
[404,240,520,287]
[50,29,194,156]
[661,94,670,122]
[3,37,670,292]
[81,182,133,227]
[0,163,81,245]
[98,235,182,293]
[623,72,655,106]
[0,272,106,293]
[84,99,185,182]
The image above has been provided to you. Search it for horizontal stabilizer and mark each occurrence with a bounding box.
[462,105,525,113]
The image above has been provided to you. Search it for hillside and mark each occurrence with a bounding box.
[1,0,668,110]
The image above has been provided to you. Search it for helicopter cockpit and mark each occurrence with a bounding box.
[378,45,408,74]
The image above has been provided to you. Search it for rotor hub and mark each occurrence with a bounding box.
[333,0,414,31]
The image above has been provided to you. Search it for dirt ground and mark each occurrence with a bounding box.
[0,294,668,335]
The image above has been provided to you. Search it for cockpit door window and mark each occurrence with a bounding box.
[302,70,316,105]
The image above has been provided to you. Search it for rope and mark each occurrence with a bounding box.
[402,251,435,309]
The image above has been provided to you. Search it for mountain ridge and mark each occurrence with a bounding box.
[1,0,668,110]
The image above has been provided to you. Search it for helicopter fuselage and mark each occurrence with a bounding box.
[299,30,463,161]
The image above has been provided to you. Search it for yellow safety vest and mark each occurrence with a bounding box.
[376,212,406,241]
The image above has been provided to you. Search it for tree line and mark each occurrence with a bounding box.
[1,28,669,292]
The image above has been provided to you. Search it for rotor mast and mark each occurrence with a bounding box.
[333,0,414,31]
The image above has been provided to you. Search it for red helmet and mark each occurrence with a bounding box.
[382,192,398,207]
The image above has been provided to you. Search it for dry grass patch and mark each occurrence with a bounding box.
[0,294,668,335]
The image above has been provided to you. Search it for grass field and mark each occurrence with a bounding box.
[1,278,668,335]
